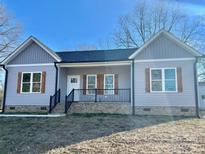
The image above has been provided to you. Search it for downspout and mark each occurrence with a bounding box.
[0,65,8,113]
[194,58,200,118]
[132,59,135,115]
[54,62,58,93]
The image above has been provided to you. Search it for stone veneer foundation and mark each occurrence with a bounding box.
[4,104,196,116]
[69,102,131,114]
[68,102,196,116]
[134,106,196,116]
[5,105,48,113]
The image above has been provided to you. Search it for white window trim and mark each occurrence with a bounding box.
[21,72,42,94]
[150,68,178,93]
[86,74,97,95]
[104,74,115,95]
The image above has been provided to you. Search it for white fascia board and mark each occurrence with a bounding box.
[59,61,132,67]
[134,58,196,63]
[6,63,54,67]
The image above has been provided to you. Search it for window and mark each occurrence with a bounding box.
[151,68,177,92]
[21,72,42,93]
[87,75,97,95]
[71,78,78,83]
[104,74,114,95]
[151,69,162,91]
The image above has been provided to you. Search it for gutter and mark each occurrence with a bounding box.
[194,58,200,118]
[0,65,8,113]
[54,62,58,93]
[132,59,135,115]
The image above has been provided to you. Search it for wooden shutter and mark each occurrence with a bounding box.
[177,67,183,93]
[114,74,118,95]
[145,68,150,93]
[41,72,46,93]
[17,72,22,94]
[97,74,104,95]
[83,75,86,95]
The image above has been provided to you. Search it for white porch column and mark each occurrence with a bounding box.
[131,60,135,115]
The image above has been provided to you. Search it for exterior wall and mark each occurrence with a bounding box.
[135,33,194,60]
[5,65,56,106]
[59,65,131,101]
[198,83,205,109]
[134,60,196,107]
[8,42,56,64]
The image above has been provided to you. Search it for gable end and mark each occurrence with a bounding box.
[8,42,57,64]
[129,30,202,59]
[2,37,61,65]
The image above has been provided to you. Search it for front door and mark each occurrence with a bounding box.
[67,75,80,101]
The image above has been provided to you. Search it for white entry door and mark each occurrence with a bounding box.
[67,75,80,101]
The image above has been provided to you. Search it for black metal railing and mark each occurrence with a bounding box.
[65,89,74,113]
[72,89,131,102]
[49,89,61,113]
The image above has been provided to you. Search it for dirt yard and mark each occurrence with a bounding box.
[0,114,205,154]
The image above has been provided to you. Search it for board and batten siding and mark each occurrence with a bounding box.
[59,65,131,100]
[132,32,197,107]
[6,66,56,106]
[8,42,57,65]
[5,41,57,106]
[134,60,196,107]
[135,33,194,60]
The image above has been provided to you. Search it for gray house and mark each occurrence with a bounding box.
[0,30,202,116]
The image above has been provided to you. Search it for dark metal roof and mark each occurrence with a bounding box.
[56,48,137,63]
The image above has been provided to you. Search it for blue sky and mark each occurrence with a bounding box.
[2,0,205,51]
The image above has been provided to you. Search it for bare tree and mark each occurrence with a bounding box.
[0,4,21,60]
[113,0,205,50]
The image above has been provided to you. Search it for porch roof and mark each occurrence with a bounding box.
[56,48,137,63]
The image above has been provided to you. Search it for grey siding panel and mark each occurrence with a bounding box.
[6,66,56,106]
[134,60,196,107]
[135,34,194,60]
[59,65,131,101]
[9,42,56,64]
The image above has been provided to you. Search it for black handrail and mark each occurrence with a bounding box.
[72,88,131,103]
[49,89,61,113]
[65,89,74,113]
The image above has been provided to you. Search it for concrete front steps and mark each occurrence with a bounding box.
[52,102,65,113]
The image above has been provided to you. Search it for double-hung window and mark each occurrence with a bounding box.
[104,74,114,95]
[87,75,97,95]
[151,68,177,92]
[21,72,42,93]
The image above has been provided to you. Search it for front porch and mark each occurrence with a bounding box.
[50,63,133,114]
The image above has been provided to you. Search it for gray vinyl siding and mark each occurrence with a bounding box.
[134,60,196,107]
[59,65,131,101]
[8,42,56,64]
[5,66,56,106]
[135,33,194,60]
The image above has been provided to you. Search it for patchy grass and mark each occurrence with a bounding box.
[0,114,204,154]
